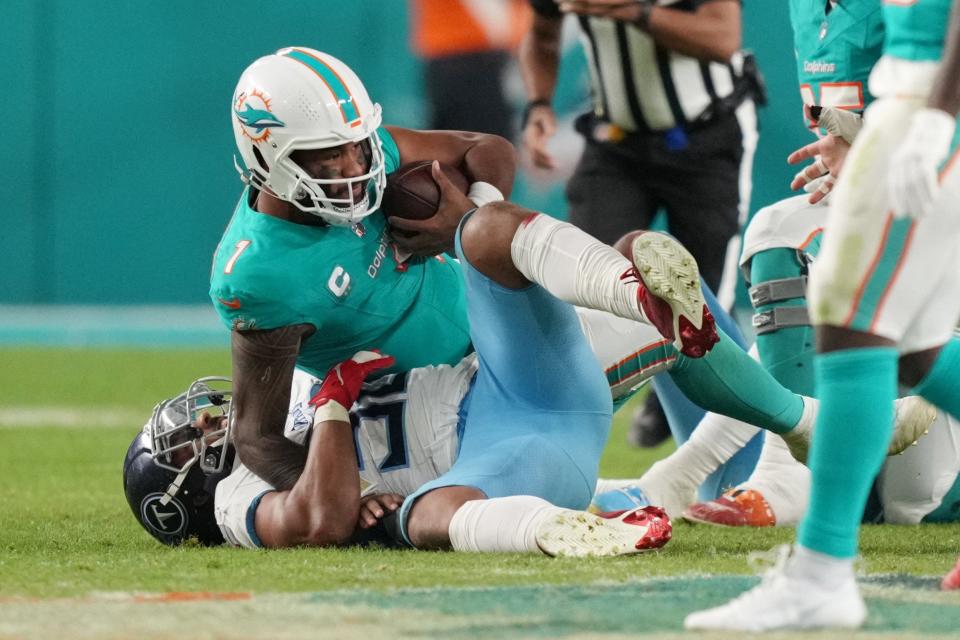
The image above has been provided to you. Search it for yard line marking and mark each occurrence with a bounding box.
[0,407,143,428]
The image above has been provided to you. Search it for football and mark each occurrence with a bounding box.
[381,160,470,220]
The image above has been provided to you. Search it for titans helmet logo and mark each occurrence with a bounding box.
[140,492,188,541]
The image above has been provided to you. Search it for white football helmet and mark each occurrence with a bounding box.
[232,47,386,226]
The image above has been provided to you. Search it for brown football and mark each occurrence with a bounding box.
[381,160,470,220]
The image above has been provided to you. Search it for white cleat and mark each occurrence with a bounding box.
[889,395,938,455]
[785,395,938,463]
[625,231,719,358]
[684,546,867,632]
[536,506,672,558]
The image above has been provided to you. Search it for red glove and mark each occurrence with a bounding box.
[308,351,396,424]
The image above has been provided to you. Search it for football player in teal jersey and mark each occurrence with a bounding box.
[687,0,960,630]
[621,0,888,525]
[594,0,954,527]
[209,47,515,493]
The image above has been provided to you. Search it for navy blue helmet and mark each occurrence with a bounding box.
[122,378,234,546]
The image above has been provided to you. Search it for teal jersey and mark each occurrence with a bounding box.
[883,0,951,62]
[209,127,471,378]
[791,0,885,115]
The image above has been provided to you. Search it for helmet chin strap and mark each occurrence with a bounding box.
[160,456,197,506]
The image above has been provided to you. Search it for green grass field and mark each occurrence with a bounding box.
[2,348,960,639]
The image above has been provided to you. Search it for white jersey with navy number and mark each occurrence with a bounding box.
[215,357,476,548]
[284,359,474,497]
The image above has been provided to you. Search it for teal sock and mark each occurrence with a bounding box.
[751,248,817,396]
[669,329,804,434]
[798,347,898,558]
[913,337,960,421]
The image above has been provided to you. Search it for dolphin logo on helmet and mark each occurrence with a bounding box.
[234,103,286,134]
[231,47,387,227]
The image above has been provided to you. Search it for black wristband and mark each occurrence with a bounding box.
[635,0,655,30]
[521,98,552,129]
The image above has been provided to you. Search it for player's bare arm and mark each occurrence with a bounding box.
[518,9,563,169]
[386,127,515,199]
[560,0,742,62]
[253,414,361,548]
[252,351,395,548]
[386,127,516,255]
[231,324,315,491]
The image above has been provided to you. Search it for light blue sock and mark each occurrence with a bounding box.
[798,347,898,558]
[913,337,960,421]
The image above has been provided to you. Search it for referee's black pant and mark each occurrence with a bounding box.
[566,109,749,293]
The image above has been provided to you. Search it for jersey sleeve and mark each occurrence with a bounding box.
[209,279,308,332]
[378,126,401,175]
[214,461,275,549]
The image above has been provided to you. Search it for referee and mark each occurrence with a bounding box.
[519,0,761,297]
[520,0,762,448]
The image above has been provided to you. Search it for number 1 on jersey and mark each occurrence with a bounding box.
[224,240,252,275]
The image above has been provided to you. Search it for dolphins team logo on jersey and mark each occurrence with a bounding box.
[234,88,285,143]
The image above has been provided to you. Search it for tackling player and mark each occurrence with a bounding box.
[686,0,960,630]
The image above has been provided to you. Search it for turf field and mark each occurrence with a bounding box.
[2,347,960,639]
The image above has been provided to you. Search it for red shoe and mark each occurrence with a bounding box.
[682,489,776,527]
[942,557,960,590]
[536,506,672,557]
[620,231,719,358]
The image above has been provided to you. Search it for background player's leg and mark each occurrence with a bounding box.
[657,283,763,500]
[911,340,960,418]
[668,329,805,436]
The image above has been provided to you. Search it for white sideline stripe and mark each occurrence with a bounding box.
[0,407,142,428]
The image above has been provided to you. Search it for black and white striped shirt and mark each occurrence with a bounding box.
[532,0,747,132]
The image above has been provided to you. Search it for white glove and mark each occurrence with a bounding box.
[817,107,863,144]
[889,108,956,219]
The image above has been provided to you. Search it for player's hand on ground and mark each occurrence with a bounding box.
[888,108,956,219]
[389,161,475,256]
[787,134,851,204]
[559,0,642,21]
[358,493,404,529]
[310,351,395,423]
[523,105,558,170]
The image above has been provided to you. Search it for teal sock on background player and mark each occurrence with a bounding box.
[655,279,763,500]
[798,347,898,558]
[751,248,817,396]
[669,329,804,434]
[913,337,960,420]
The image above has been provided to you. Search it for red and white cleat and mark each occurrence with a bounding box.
[536,506,672,558]
[682,488,777,528]
[620,231,719,358]
[942,557,960,591]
